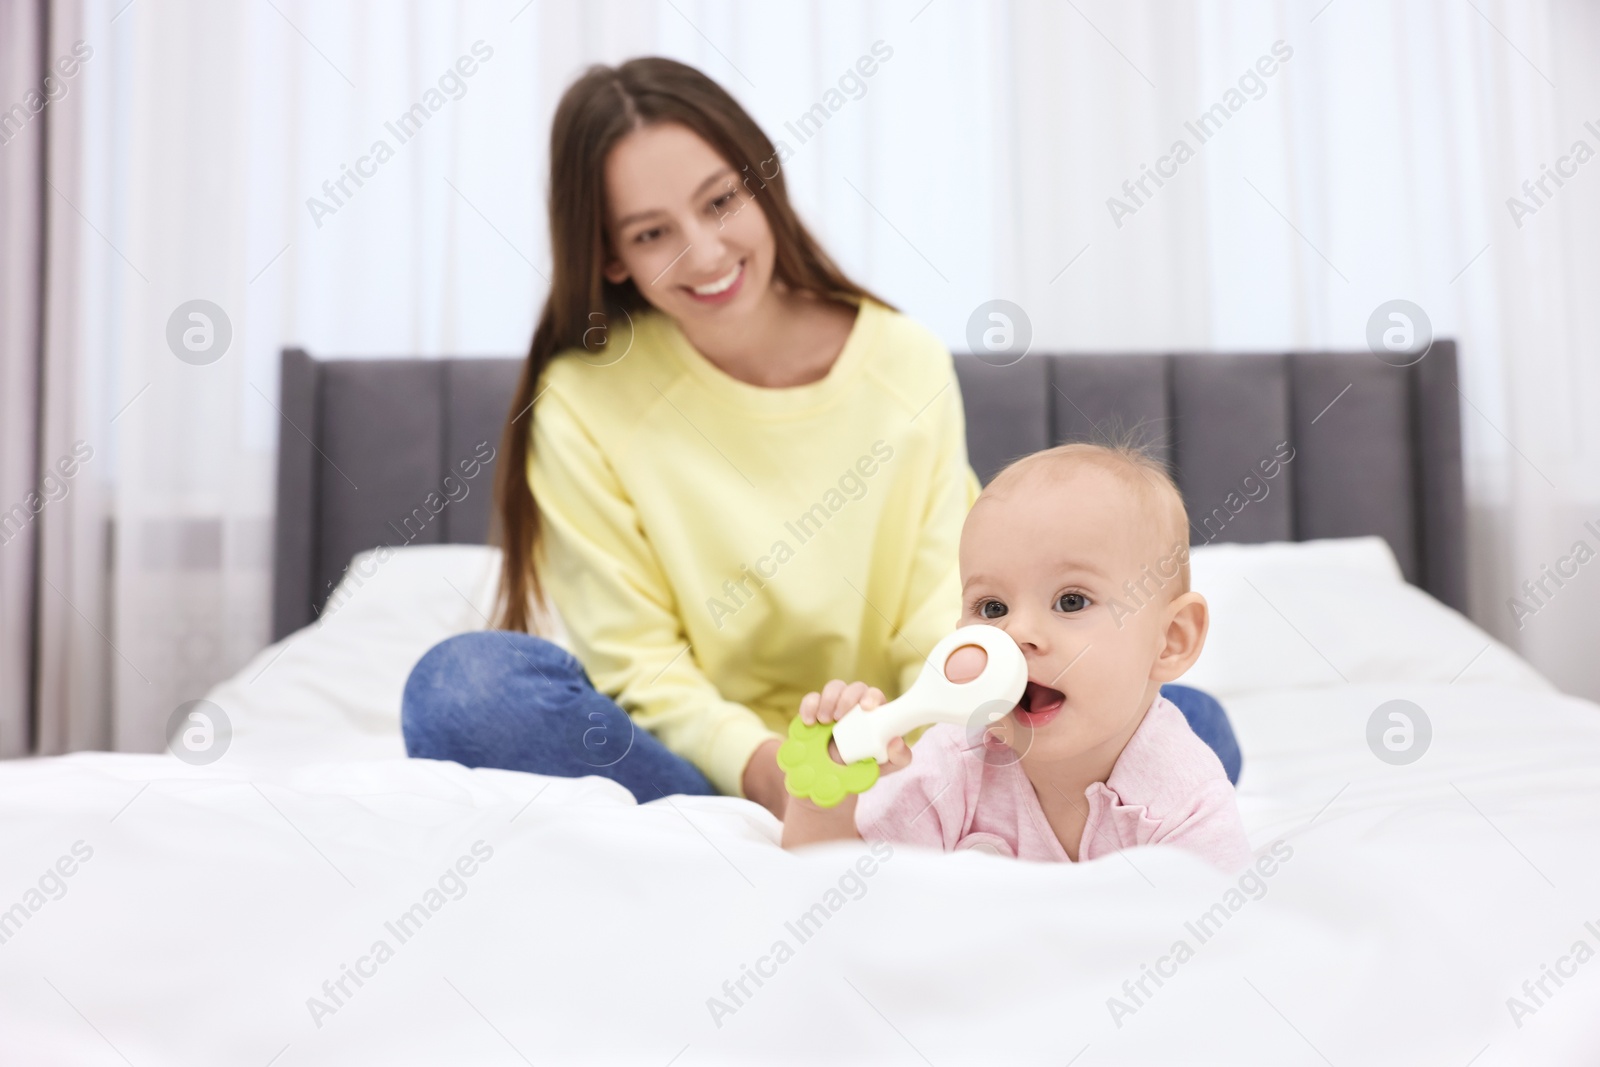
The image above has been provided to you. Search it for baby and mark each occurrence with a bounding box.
[781,442,1251,872]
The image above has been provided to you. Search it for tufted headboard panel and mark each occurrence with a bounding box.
[271,344,1464,640]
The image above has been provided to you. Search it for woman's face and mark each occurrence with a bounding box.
[601,121,776,326]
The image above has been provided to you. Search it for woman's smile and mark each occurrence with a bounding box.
[684,258,746,304]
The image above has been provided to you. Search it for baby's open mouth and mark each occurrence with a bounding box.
[1012,680,1066,727]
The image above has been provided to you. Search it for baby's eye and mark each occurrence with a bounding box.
[1056,592,1090,613]
[975,599,1007,620]
[710,191,737,211]
[633,226,664,245]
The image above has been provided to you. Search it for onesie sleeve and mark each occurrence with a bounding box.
[854,726,972,851]
[529,385,781,799]
[1152,781,1254,874]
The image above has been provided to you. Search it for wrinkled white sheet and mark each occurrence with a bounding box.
[3,679,1598,1065]
[5,541,1597,1062]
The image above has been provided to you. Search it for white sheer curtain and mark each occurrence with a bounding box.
[991,0,1600,700]
[34,0,1600,754]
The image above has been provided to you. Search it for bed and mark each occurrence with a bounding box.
[3,344,1597,1065]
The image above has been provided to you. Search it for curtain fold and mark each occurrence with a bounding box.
[35,0,115,753]
[16,0,1600,756]
[0,0,47,756]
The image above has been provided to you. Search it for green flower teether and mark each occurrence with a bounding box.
[777,715,879,808]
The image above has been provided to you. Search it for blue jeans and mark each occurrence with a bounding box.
[400,632,1243,803]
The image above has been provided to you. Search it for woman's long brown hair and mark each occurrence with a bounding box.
[492,56,893,632]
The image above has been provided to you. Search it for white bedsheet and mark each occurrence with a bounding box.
[3,542,1598,1063]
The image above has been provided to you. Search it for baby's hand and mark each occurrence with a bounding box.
[797,680,912,773]
[798,679,883,727]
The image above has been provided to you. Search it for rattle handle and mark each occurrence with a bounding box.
[829,624,1027,765]
[830,694,946,764]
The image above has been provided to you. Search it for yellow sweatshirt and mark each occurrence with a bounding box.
[527,296,981,798]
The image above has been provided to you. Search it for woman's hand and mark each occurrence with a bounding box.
[798,680,912,774]
[741,738,787,819]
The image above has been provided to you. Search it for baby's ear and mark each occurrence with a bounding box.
[1152,591,1208,683]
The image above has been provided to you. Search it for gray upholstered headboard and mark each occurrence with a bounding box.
[271,344,1465,641]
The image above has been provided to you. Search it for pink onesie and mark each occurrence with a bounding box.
[855,695,1252,872]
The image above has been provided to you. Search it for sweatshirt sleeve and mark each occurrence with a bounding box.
[890,371,983,698]
[528,385,782,798]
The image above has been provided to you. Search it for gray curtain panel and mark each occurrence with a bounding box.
[0,0,46,757]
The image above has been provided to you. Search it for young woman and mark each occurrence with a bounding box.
[400,57,1240,820]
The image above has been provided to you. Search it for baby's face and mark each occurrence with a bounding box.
[956,462,1198,773]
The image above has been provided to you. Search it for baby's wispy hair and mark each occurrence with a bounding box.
[982,433,1192,594]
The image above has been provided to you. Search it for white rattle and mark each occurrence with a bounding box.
[777,624,1028,807]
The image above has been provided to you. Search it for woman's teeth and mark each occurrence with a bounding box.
[691,262,742,295]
